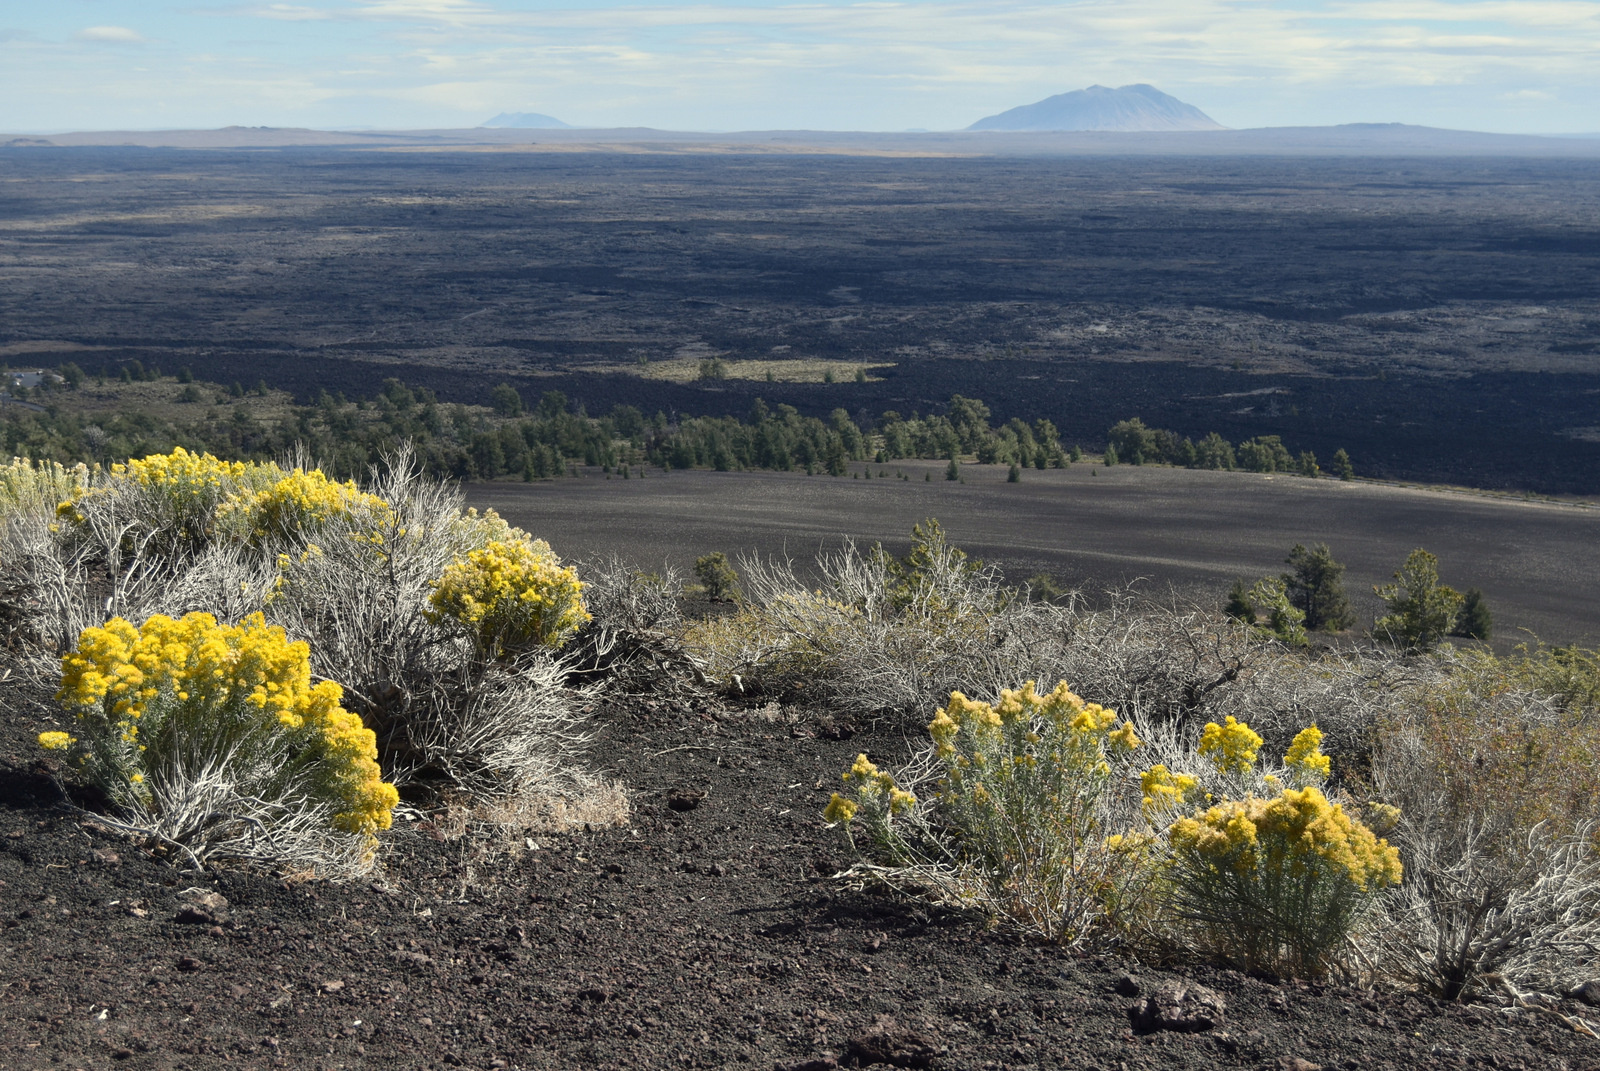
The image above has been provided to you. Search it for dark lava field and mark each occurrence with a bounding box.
[2,148,1600,491]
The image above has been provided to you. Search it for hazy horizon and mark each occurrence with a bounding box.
[4,2,1600,136]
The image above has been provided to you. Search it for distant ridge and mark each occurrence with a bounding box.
[9,123,1600,159]
[969,84,1224,132]
[482,112,571,129]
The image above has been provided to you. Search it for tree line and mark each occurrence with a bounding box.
[2,364,1350,485]
[1105,417,1353,479]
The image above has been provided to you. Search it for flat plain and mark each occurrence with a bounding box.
[468,462,1600,648]
[3,148,1600,490]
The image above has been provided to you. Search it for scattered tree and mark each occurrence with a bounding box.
[1282,543,1354,632]
[694,552,741,602]
[1249,577,1308,647]
[1374,548,1464,652]
[490,383,524,417]
[1194,432,1236,471]
[1452,588,1493,641]
[1224,579,1256,623]
[1331,448,1355,481]
[1107,418,1156,465]
[1026,573,1067,602]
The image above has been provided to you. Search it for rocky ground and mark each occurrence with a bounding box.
[3,692,1599,1071]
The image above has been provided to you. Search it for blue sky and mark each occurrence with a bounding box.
[4,1,1599,133]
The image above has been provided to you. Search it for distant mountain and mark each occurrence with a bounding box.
[969,84,1224,132]
[481,112,571,129]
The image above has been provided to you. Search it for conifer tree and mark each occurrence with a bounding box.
[1374,548,1463,652]
[1282,543,1354,632]
[1452,588,1493,641]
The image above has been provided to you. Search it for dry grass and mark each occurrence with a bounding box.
[685,537,1396,769]
[58,379,301,425]
[586,356,893,384]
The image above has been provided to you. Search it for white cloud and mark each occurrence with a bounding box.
[75,26,149,44]
[241,4,335,20]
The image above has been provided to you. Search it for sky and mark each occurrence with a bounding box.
[4,1,1600,134]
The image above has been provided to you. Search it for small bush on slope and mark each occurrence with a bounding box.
[824,688,1400,977]
[1150,722,1401,979]
[1370,653,1600,999]
[824,681,1152,947]
[253,454,612,810]
[45,611,396,876]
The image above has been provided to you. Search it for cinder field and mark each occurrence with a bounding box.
[468,461,1600,648]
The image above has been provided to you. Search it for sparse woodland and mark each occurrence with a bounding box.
[5,445,1600,1067]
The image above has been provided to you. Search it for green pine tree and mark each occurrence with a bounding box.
[1282,543,1354,632]
[1374,548,1464,652]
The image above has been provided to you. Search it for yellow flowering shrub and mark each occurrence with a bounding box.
[52,611,398,845]
[114,447,254,500]
[98,448,279,552]
[219,467,393,547]
[1197,715,1263,777]
[1140,764,1204,816]
[1,457,91,520]
[826,680,1147,943]
[1156,719,1399,977]
[824,753,917,861]
[427,538,590,654]
[1283,723,1332,785]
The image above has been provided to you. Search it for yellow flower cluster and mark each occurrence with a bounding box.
[1198,715,1263,777]
[834,753,917,823]
[1169,785,1402,892]
[825,753,916,838]
[1283,725,1332,783]
[224,467,392,545]
[1141,764,1203,813]
[55,611,397,834]
[823,793,858,824]
[426,538,590,652]
[114,447,253,497]
[37,730,75,750]
[929,680,1138,760]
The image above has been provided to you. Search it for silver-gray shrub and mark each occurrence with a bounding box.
[564,555,691,689]
[1370,675,1600,1000]
[258,451,598,804]
[712,537,1395,763]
